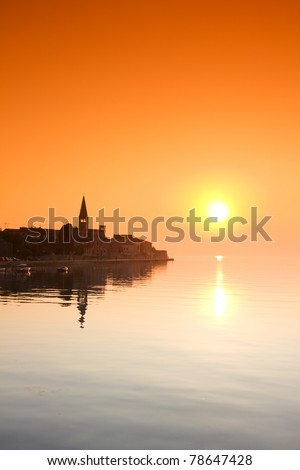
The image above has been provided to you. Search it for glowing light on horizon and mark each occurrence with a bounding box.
[216,255,224,261]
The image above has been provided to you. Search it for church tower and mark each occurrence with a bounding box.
[79,196,89,238]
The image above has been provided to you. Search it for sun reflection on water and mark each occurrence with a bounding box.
[214,285,227,317]
[213,258,228,317]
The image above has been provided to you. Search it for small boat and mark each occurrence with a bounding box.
[57,266,69,273]
[16,264,31,274]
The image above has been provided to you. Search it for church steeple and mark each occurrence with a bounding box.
[79,196,88,237]
[79,196,88,219]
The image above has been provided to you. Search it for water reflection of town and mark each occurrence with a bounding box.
[0,262,168,328]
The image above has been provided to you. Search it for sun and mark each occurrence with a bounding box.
[208,201,229,222]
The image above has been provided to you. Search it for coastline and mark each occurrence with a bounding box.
[0,258,174,270]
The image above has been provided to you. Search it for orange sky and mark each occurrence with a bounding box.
[1,0,299,255]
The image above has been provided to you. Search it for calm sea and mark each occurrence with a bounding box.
[0,257,299,450]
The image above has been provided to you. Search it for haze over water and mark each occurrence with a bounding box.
[0,257,299,450]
